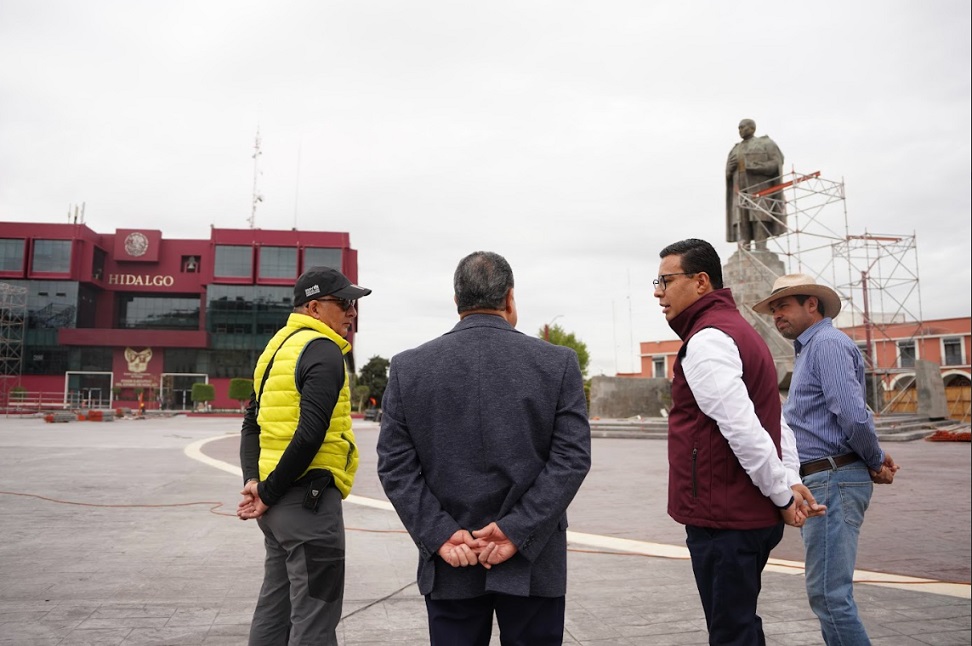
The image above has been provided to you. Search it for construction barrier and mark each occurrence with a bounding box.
[44,412,76,423]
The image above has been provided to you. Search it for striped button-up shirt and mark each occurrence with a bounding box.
[783,318,884,471]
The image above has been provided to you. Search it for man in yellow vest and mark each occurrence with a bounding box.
[237,266,371,645]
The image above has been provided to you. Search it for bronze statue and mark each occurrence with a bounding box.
[725,119,786,249]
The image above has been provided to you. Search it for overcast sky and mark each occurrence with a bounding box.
[2,1,969,376]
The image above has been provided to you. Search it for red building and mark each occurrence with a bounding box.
[0,222,363,411]
[631,316,971,422]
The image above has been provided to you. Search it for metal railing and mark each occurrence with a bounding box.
[3,391,73,410]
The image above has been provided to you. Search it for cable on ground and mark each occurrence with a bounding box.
[2,491,968,587]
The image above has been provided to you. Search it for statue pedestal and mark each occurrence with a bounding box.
[724,248,793,386]
[915,359,951,420]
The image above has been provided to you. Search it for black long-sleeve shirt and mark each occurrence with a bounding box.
[239,337,346,506]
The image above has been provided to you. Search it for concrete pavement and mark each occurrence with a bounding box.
[0,415,968,645]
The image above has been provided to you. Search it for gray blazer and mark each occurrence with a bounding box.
[377,314,592,599]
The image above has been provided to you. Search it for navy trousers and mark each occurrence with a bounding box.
[685,523,784,646]
[425,593,565,646]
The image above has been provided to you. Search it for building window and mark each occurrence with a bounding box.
[897,340,916,368]
[77,285,98,329]
[943,337,964,366]
[164,348,201,373]
[0,238,25,271]
[24,348,69,375]
[92,247,106,281]
[117,295,200,329]
[206,284,292,336]
[855,342,873,368]
[259,246,297,279]
[31,239,72,273]
[653,357,666,379]
[9,280,80,329]
[304,247,342,271]
[214,245,252,278]
[78,347,113,371]
[209,349,260,378]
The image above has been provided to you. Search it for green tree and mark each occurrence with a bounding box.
[353,385,370,413]
[539,324,591,377]
[191,383,216,410]
[358,355,390,407]
[228,378,254,410]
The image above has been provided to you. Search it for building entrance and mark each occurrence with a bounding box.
[160,373,209,410]
[65,371,113,408]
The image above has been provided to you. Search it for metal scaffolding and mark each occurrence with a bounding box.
[735,169,924,408]
[0,281,27,410]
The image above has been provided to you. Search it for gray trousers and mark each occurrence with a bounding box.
[249,484,345,646]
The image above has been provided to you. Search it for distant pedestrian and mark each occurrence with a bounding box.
[755,274,898,645]
[654,238,823,644]
[237,266,371,645]
[377,251,591,645]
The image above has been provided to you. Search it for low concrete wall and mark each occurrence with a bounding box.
[589,376,671,419]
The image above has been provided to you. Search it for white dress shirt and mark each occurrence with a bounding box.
[682,327,801,508]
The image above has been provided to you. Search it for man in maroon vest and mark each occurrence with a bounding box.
[654,238,824,645]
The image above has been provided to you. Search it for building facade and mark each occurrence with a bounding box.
[0,222,363,411]
[632,316,971,422]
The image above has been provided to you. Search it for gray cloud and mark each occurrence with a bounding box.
[2,0,969,376]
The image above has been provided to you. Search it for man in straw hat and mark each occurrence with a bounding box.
[754,273,898,645]
[653,238,823,645]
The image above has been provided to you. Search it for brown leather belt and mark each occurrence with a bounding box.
[799,453,861,477]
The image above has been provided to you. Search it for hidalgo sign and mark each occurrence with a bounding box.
[107,273,175,286]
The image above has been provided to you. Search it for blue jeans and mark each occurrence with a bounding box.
[801,463,873,646]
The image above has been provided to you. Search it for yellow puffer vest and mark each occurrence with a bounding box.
[253,312,358,498]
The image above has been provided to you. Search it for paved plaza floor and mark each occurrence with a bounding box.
[0,415,968,645]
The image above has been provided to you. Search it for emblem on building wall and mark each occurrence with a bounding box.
[124,232,149,257]
[124,347,153,373]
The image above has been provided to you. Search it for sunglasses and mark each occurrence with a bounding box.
[315,297,357,312]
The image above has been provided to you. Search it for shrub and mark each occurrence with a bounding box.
[229,378,254,409]
[191,383,216,405]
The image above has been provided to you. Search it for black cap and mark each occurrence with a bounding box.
[293,266,372,307]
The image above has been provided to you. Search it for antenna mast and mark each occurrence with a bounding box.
[248,128,263,228]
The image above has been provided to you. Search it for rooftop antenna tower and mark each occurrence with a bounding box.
[67,203,86,225]
[248,128,263,228]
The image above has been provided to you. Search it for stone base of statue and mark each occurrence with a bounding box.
[723,247,793,386]
[915,359,951,420]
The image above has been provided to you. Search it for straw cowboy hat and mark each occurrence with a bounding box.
[752,273,842,317]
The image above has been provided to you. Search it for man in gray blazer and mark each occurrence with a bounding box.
[377,251,592,646]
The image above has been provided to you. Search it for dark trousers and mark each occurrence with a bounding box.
[685,523,784,646]
[425,593,565,646]
[249,486,345,646]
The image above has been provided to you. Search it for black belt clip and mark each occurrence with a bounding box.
[302,472,333,512]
